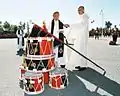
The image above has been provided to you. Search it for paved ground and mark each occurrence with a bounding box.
[0,37,120,96]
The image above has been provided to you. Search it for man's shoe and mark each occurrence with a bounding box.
[60,65,65,68]
[75,66,87,71]
[16,51,19,55]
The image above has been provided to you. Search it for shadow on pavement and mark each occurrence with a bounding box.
[73,67,120,96]
[24,70,105,96]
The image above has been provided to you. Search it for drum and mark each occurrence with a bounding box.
[21,54,56,72]
[43,72,49,84]
[49,68,68,89]
[19,66,27,80]
[23,71,44,95]
[25,37,54,56]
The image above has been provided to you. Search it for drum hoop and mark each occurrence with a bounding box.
[23,75,43,79]
[22,70,43,79]
[49,86,65,90]
[24,85,44,95]
[49,82,67,90]
[50,73,67,78]
[28,37,54,41]
[50,68,68,76]
[20,66,56,73]
[26,54,55,60]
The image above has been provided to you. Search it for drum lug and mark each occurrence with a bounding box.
[38,79,42,83]
[42,68,47,72]
[20,65,24,69]
[33,69,37,72]
[49,83,51,87]
[26,67,28,70]
[47,37,51,41]
[38,38,42,42]
[51,66,54,70]
[60,85,64,89]
[30,80,35,84]
[52,37,54,41]
[30,39,33,43]
[24,79,27,83]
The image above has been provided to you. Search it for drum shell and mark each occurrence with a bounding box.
[22,55,56,72]
[23,72,44,95]
[25,37,54,56]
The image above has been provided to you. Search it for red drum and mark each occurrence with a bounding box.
[49,68,68,89]
[26,37,54,56]
[19,66,27,80]
[43,72,49,84]
[23,71,44,95]
[21,54,56,72]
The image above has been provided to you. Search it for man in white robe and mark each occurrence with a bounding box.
[16,26,25,55]
[66,6,89,71]
[48,11,69,68]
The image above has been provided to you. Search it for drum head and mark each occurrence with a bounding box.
[24,71,42,79]
[50,67,68,75]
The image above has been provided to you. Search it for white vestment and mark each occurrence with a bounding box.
[16,30,25,51]
[66,13,89,70]
[47,20,66,67]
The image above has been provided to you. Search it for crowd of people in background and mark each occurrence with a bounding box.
[89,25,120,39]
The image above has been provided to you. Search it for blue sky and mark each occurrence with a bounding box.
[0,0,120,29]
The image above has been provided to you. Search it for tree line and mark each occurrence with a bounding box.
[0,20,120,38]
[0,21,26,38]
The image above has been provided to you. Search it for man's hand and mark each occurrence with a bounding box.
[64,24,70,28]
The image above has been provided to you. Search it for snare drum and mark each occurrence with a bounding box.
[26,37,54,56]
[49,68,68,89]
[22,54,56,72]
[23,71,44,95]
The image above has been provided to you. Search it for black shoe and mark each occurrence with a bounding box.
[75,66,87,71]
[60,65,65,68]
[16,51,19,55]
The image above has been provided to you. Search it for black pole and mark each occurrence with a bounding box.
[46,31,106,74]
[30,24,106,74]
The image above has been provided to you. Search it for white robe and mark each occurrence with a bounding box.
[47,20,66,67]
[16,30,25,51]
[66,13,89,70]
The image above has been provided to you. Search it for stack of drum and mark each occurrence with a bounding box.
[19,24,69,95]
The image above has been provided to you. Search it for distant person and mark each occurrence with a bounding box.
[113,25,118,44]
[16,26,25,55]
[95,27,99,40]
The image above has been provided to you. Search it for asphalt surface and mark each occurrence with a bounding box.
[0,37,120,96]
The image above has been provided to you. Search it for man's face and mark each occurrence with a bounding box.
[78,7,84,15]
[53,13,59,20]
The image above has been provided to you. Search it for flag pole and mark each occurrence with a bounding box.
[100,9,104,36]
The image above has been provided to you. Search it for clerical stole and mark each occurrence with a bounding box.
[51,20,64,57]
[17,29,24,46]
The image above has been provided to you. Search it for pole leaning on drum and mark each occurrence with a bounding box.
[30,22,106,75]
